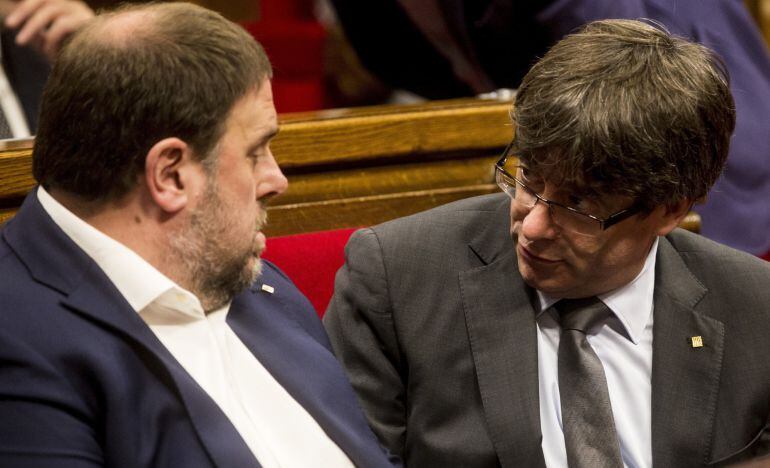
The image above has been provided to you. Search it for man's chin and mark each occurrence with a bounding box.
[518,257,568,296]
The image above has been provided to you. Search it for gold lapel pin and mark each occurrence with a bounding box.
[261,284,275,294]
[690,336,704,348]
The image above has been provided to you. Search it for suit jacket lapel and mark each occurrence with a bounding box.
[458,197,546,468]
[3,193,260,468]
[64,275,261,468]
[651,236,724,468]
[228,286,392,468]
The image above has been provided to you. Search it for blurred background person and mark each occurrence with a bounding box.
[0,0,93,137]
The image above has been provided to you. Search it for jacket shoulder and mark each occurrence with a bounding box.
[664,229,770,316]
[370,193,509,241]
[666,229,770,276]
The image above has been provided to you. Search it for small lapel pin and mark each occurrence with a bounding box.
[261,284,275,294]
[690,336,704,348]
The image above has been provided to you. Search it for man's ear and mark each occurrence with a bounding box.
[655,198,694,236]
[144,138,204,214]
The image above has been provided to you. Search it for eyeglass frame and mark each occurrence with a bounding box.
[494,141,643,234]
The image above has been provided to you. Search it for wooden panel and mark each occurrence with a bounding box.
[0,140,35,203]
[0,207,16,225]
[265,185,498,236]
[277,155,497,204]
[273,99,513,168]
[266,188,703,236]
[680,212,701,234]
[762,0,770,46]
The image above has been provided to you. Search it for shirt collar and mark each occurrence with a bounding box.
[535,237,659,344]
[36,186,205,316]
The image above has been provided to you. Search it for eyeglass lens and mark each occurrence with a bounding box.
[496,169,601,236]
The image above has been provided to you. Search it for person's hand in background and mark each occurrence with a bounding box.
[2,0,94,60]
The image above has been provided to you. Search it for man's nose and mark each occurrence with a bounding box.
[519,200,559,240]
[260,152,289,199]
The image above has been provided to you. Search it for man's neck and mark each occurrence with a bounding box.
[46,186,232,313]
[48,186,179,284]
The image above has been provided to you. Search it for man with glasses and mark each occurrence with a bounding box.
[324,19,770,467]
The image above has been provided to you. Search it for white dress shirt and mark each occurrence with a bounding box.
[37,186,354,468]
[536,238,659,468]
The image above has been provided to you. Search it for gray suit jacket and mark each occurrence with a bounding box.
[324,193,770,467]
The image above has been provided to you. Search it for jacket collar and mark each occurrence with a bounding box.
[460,195,547,468]
[650,234,724,467]
[227,286,396,468]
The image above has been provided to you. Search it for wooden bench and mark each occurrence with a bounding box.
[0,97,700,234]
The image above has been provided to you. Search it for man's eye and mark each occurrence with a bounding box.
[519,168,544,190]
[568,194,597,212]
[519,167,536,182]
[250,143,272,162]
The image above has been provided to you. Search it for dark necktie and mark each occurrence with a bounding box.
[555,297,623,468]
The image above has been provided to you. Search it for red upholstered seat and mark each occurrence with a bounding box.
[262,228,358,317]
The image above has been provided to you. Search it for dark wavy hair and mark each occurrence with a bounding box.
[511,19,735,211]
[33,2,272,201]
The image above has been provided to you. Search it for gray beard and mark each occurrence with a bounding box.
[167,183,264,312]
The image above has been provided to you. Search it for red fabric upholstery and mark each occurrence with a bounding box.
[270,78,325,114]
[243,21,325,76]
[262,228,358,317]
[761,249,770,262]
[242,15,326,113]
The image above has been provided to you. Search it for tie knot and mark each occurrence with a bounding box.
[554,297,612,333]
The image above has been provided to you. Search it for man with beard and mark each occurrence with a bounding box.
[0,3,397,467]
[325,19,770,467]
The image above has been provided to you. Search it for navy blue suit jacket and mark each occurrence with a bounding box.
[0,192,398,467]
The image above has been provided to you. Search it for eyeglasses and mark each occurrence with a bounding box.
[494,143,642,237]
